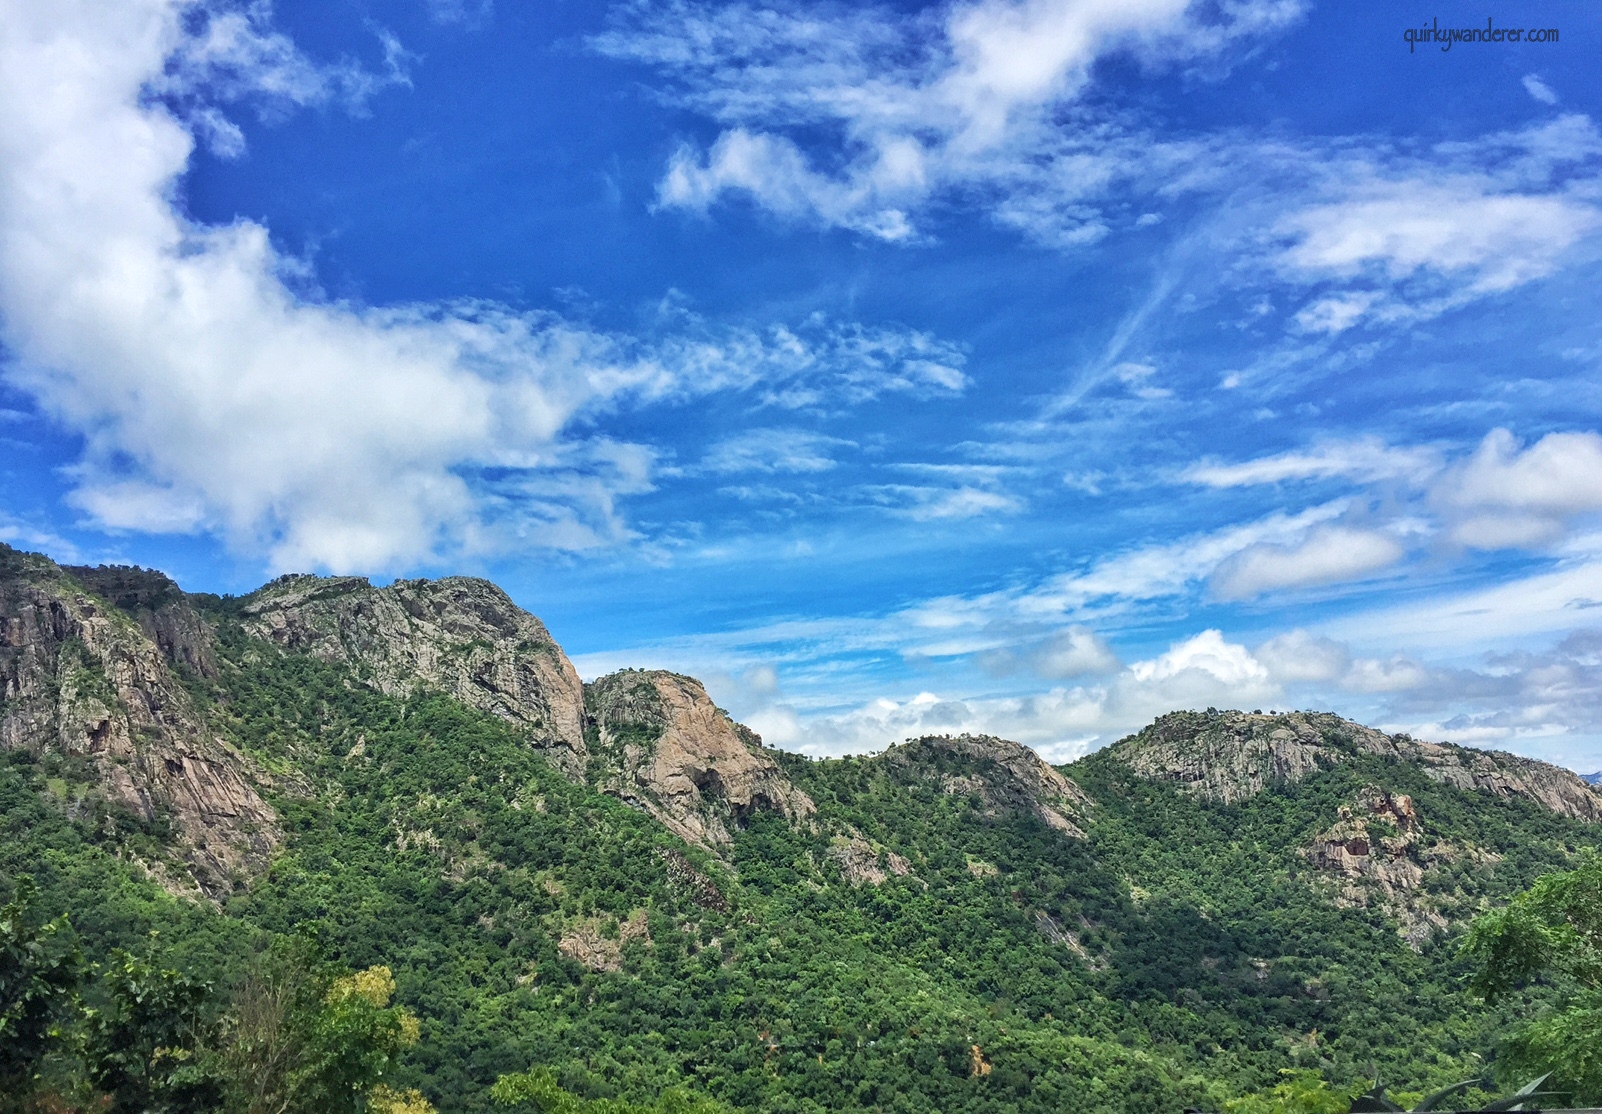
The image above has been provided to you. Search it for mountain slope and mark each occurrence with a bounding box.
[3,544,1600,1112]
[0,548,278,896]
[1109,708,1602,821]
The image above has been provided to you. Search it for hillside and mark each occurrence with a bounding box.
[3,544,1599,1111]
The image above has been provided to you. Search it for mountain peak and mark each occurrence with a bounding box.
[885,733,1090,836]
[1109,708,1602,821]
[239,572,590,777]
[585,669,815,849]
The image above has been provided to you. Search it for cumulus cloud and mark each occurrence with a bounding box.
[1254,628,1350,683]
[1034,625,1121,678]
[0,0,966,572]
[1210,524,1405,599]
[1442,428,1602,513]
[745,628,1277,758]
[597,0,1303,242]
[1435,428,1602,550]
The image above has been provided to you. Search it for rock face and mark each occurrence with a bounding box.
[827,833,913,886]
[0,547,278,897]
[1305,784,1498,947]
[585,669,816,849]
[1110,709,1602,822]
[885,734,1090,837]
[239,574,590,778]
[556,909,651,973]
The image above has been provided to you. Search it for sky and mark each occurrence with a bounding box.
[2,0,1601,768]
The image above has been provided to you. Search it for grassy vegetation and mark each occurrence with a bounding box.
[3,610,1599,1110]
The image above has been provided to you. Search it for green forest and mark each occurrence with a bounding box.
[2,558,1600,1112]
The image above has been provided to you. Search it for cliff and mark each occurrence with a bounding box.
[1108,708,1602,822]
[0,547,278,897]
[238,573,590,778]
[585,668,815,849]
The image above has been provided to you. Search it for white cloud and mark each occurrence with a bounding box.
[1035,625,1121,678]
[1323,558,1602,650]
[598,0,1303,242]
[1268,117,1602,327]
[1254,628,1350,683]
[1026,502,1347,614]
[745,630,1279,759]
[1523,74,1559,106]
[1435,428,1602,550]
[858,478,1024,521]
[1450,514,1567,551]
[1292,291,1380,335]
[0,0,964,572]
[1342,655,1430,693]
[1442,428,1602,515]
[1129,628,1265,685]
[1210,524,1405,599]
[700,428,850,474]
[1279,184,1597,295]
[1185,436,1440,488]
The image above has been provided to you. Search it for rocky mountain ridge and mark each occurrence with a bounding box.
[885,733,1091,837]
[585,668,817,848]
[1108,708,1602,822]
[4,544,1598,903]
[0,549,278,897]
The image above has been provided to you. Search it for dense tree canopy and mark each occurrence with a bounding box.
[2,607,1599,1111]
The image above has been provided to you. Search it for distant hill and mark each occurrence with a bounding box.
[1585,771,1602,786]
[2,542,1597,1112]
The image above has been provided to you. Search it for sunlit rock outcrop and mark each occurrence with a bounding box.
[585,668,816,849]
[0,547,278,897]
[1109,709,1602,821]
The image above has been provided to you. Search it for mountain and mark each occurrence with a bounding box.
[2,543,1599,1112]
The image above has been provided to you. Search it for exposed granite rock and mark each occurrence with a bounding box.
[827,833,913,886]
[238,574,589,778]
[1305,784,1499,947]
[556,909,651,973]
[0,547,278,897]
[657,847,729,911]
[585,669,816,850]
[885,734,1090,837]
[1110,709,1602,821]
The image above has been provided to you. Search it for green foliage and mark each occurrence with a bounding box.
[219,937,422,1114]
[1225,1069,1354,1114]
[0,877,84,1104]
[83,948,221,1113]
[1463,853,1602,1101]
[9,600,1602,1111]
[492,1068,728,1113]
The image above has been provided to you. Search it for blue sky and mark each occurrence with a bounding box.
[2,0,1601,767]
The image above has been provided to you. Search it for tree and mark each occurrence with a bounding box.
[0,877,83,1110]
[1462,851,1602,1102]
[491,1068,728,1113]
[83,949,223,1114]
[219,937,425,1114]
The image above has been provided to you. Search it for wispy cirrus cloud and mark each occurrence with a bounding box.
[594,0,1304,243]
[1185,436,1441,488]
